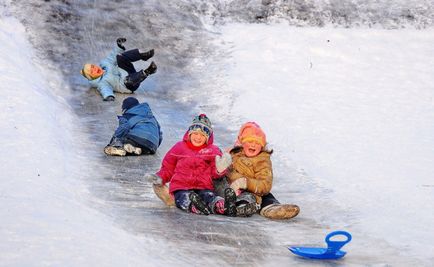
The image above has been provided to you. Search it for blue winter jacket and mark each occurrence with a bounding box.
[114,103,162,153]
[88,46,131,99]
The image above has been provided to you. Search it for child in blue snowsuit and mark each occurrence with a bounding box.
[104,97,163,156]
[81,38,157,101]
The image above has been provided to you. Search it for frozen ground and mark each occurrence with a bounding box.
[197,23,434,264]
[1,0,434,266]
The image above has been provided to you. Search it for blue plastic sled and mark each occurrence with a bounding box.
[288,231,352,260]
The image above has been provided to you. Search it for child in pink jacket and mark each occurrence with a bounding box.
[146,114,236,216]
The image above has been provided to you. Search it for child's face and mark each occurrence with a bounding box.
[190,131,207,147]
[84,64,104,79]
[242,141,262,157]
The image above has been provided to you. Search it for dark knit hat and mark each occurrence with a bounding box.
[122,97,140,112]
[188,114,213,141]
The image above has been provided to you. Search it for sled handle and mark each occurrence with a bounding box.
[325,231,352,253]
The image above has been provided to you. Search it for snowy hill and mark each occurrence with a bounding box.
[1,0,434,266]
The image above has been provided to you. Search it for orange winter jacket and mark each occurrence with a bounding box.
[227,147,273,204]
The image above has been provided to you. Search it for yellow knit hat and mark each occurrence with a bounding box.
[238,122,266,147]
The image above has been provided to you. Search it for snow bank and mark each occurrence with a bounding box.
[213,23,434,261]
[0,15,161,266]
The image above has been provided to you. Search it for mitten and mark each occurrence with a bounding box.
[145,173,163,185]
[116,37,127,50]
[215,152,232,173]
[230,177,247,192]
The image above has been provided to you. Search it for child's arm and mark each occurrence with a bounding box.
[156,144,180,184]
[245,157,273,196]
[213,151,231,178]
[100,45,123,68]
[97,80,115,100]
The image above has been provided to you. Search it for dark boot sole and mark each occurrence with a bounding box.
[189,192,210,215]
[123,143,142,155]
[224,188,237,217]
[141,49,154,61]
[261,204,300,220]
[104,146,126,156]
[144,62,157,76]
[236,202,258,217]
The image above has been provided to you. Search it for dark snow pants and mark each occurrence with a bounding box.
[261,193,280,208]
[116,49,147,91]
[213,177,280,211]
[174,189,222,214]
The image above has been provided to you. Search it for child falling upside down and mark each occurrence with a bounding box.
[146,114,237,216]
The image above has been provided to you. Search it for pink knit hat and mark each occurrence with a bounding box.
[234,122,267,147]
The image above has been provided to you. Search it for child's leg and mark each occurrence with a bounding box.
[121,138,142,155]
[116,49,141,74]
[123,61,156,92]
[224,188,237,217]
[236,192,258,217]
[123,71,145,91]
[124,136,155,155]
[103,115,130,156]
[197,190,224,214]
[261,193,280,209]
[139,49,154,61]
[173,190,192,212]
[104,137,127,156]
[173,190,210,215]
[189,192,210,215]
[259,193,300,220]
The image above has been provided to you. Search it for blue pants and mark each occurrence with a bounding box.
[174,189,222,214]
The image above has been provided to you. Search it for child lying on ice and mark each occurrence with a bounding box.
[80,38,156,101]
[104,97,162,156]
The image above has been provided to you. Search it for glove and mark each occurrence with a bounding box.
[215,152,232,173]
[145,173,163,185]
[230,177,247,192]
[116,37,126,50]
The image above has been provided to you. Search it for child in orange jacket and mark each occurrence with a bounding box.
[226,122,300,219]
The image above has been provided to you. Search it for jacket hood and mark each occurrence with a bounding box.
[124,103,153,117]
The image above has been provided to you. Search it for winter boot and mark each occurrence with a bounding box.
[153,184,175,207]
[123,143,142,155]
[213,199,225,214]
[236,202,259,217]
[260,204,300,220]
[144,61,157,76]
[140,49,154,61]
[224,188,237,217]
[104,145,126,156]
[189,192,211,215]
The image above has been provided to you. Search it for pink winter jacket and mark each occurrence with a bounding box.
[157,131,225,193]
